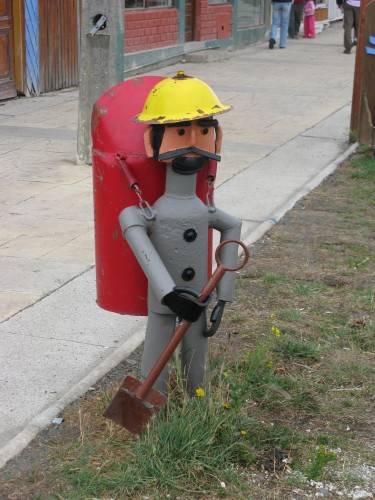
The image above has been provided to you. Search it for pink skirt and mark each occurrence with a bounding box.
[304,15,316,38]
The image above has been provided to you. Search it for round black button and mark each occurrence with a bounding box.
[182,267,195,281]
[184,228,197,242]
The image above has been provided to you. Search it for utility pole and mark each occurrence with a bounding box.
[77,0,124,165]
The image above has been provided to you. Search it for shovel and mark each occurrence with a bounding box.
[103,239,249,435]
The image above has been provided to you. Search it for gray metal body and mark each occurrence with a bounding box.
[119,165,241,394]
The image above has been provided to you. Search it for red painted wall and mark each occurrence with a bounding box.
[194,1,232,41]
[124,2,232,54]
[124,8,179,53]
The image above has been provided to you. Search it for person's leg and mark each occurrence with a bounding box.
[279,2,292,47]
[311,16,316,37]
[270,2,281,46]
[343,3,354,52]
[295,3,304,36]
[288,4,296,37]
[352,5,360,40]
[141,311,176,394]
[181,314,208,395]
[309,16,316,37]
[304,16,309,37]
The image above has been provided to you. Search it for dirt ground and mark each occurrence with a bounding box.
[0,152,374,499]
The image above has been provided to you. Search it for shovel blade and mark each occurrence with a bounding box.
[103,375,167,435]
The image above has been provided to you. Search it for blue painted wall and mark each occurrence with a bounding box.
[25,0,40,95]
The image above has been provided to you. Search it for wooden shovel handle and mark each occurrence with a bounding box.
[135,240,249,400]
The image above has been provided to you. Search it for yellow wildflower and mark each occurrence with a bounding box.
[272,326,281,336]
[241,430,247,436]
[271,313,276,318]
[196,388,205,397]
[221,403,231,409]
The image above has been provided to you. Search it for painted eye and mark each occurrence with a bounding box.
[177,128,185,136]
[201,128,209,135]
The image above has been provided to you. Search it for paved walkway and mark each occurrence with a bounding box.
[0,22,356,467]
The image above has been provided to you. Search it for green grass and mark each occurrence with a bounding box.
[276,308,303,322]
[325,360,374,386]
[61,345,330,497]
[263,273,288,286]
[293,281,329,296]
[63,389,251,498]
[230,315,247,325]
[273,336,320,361]
[304,445,337,480]
[330,322,375,351]
[292,391,320,414]
[350,154,375,182]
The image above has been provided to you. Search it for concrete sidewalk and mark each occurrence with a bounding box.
[0,22,356,467]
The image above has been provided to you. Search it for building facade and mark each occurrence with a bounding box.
[2,0,346,99]
[124,0,268,73]
[1,0,271,99]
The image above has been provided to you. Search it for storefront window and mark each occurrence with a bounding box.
[125,0,173,7]
[208,0,228,4]
[237,0,263,28]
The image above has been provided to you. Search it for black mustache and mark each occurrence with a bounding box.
[158,147,221,162]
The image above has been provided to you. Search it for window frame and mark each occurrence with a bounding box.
[125,0,173,9]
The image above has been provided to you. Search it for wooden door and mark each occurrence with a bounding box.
[39,0,79,93]
[0,0,17,99]
[185,0,195,42]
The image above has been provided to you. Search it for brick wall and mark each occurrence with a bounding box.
[124,8,179,53]
[194,1,232,41]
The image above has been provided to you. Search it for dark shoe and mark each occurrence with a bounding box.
[343,48,351,54]
[269,38,275,49]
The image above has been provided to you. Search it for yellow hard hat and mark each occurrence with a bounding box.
[133,71,232,124]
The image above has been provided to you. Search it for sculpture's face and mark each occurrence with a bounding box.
[144,118,223,175]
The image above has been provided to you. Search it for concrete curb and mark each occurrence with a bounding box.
[0,326,145,469]
[242,142,358,248]
[0,142,357,470]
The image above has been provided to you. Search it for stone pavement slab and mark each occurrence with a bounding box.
[0,125,76,141]
[0,268,147,449]
[0,256,87,298]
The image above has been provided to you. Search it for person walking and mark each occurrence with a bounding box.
[303,0,316,38]
[288,0,305,39]
[336,0,360,54]
[269,0,293,49]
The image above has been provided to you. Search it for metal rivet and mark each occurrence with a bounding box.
[184,228,197,242]
[182,267,195,281]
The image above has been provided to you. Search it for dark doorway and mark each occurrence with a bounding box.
[185,0,195,42]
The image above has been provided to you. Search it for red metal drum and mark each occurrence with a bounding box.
[92,76,216,315]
